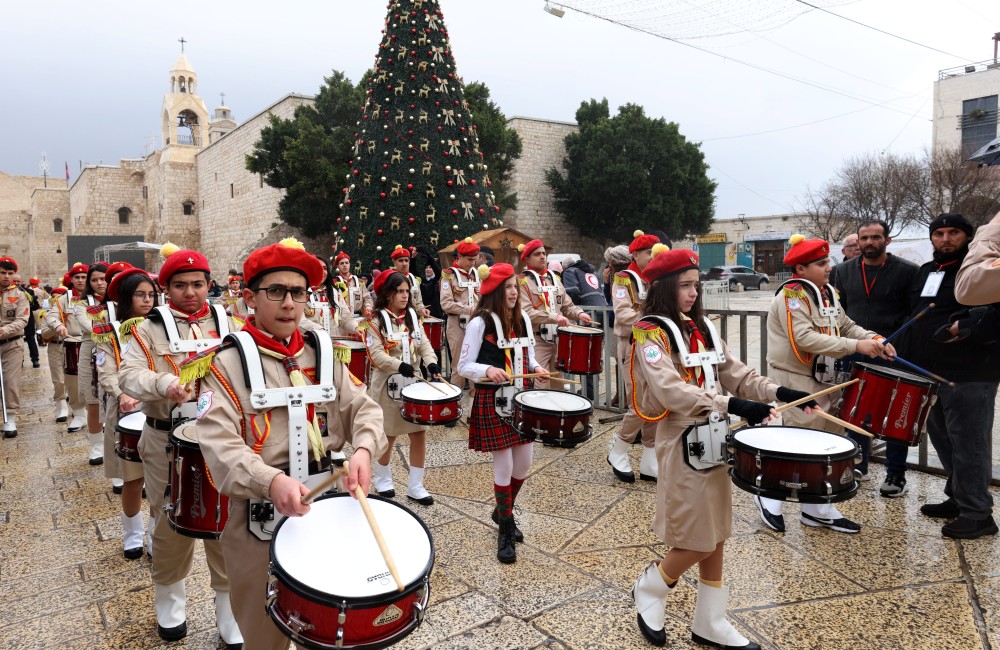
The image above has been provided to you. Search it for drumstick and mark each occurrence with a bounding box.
[890,356,956,387]
[300,467,348,505]
[508,372,582,385]
[728,379,859,430]
[884,303,934,344]
[354,485,405,593]
[415,376,449,395]
[812,409,875,438]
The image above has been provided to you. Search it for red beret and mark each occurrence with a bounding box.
[456,237,480,258]
[390,245,411,260]
[227,275,241,283]
[106,268,151,303]
[158,244,211,286]
[68,262,89,277]
[372,269,400,297]
[62,273,72,287]
[0,257,17,271]
[628,230,660,254]
[334,251,351,264]
[783,235,829,268]
[518,239,544,262]
[51,286,68,296]
[104,261,132,287]
[478,263,515,296]
[244,239,324,289]
[641,245,699,283]
[29,277,39,285]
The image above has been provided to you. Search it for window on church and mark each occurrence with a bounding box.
[183,201,194,216]
[118,207,131,225]
[53,219,63,233]
[142,186,148,199]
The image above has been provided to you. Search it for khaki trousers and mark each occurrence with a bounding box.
[0,339,22,412]
[533,338,563,384]
[222,501,291,650]
[446,316,465,376]
[614,339,655,448]
[47,340,66,401]
[139,423,229,589]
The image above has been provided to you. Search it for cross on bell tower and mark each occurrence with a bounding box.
[178,36,187,53]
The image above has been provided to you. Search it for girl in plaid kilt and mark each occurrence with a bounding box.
[456,263,549,563]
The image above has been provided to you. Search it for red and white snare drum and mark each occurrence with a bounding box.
[336,340,371,385]
[267,493,433,650]
[421,317,444,352]
[729,427,860,504]
[115,411,144,462]
[63,337,82,376]
[512,390,593,447]
[165,421,229,539]
[839,362,936,446]
[555,325,603,375]
[399,382,462,426]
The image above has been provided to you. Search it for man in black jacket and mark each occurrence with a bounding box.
[898,213,1000,539]
[832,220,918,495]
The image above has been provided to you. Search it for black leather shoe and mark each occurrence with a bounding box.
[112,484,123,495]
[691,633,760,649]
[3,430,16,439]
[124,546,143,560]
[377,488,395,498]
[32,361,40,368]
[754,496,784,533]
[497,517,517,564]
[639,471,657,482]
[491,507,523,543]
[942,516,999,539]
[157,621,187,641]
[89,457,104,466]
[224,644,243,649]
[607,457,636,483]
[921,500,960,519]
[407,493,434,506]
[636,613,667,646]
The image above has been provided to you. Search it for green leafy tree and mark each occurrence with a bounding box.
[545,99,716,243]
[246,70,364,238]
[338,0,500,274]
[463,81,522,213]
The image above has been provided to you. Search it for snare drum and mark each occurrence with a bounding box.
[165,421,229,539]
[115,411,144,462]
[267,494,433,650]
[336,340,371,385]
[839,362,936,446]
[421,317,444,352]
[63,338,82,376]
[729,427,860,504]
[399,382,462,425]
[555,325,603,375]
[512,390,593,447]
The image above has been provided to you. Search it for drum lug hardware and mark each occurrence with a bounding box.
[755,451,762,469]
[825,461,832,477]
[780,480,808,489]
[264,574,279,607]
[286,612,315,635]
[414,600,426,622]
[337,603,347,625]
[755,473,763,488]
[824,481,833,495]
[336,627,344,648]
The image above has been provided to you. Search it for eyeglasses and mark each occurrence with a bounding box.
[133,292,157,300]
[257,286,310,303]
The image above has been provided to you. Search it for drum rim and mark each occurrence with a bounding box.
[513,390,593,416]
[116,411,146,430]
[556,325,601,336]
[422,316,444,324]
[852,362,936,386]
[729,470,859,504]
[730,427,859,461]
[169,423,201,448]
[268,493,435,607]
[399,383,462,403]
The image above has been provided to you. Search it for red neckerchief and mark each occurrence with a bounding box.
[167,301,211,323]
[71,288,82,300]
[451,264,468,280]
[627,261,641,274]
[684,320,708,388]
[241,317,305,359]
[390,308,407,327]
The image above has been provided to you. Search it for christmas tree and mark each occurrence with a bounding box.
[338,0,500,274]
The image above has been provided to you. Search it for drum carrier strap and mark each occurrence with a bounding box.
[640,314,725,392]
[152,304,231,354]
[776,278,843,384]
[454,267,481,307]
[307,290,332,333]
[623,270,647,302]
[490,311,535,391]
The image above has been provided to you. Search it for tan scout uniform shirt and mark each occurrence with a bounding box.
[95,319,145,483]
[630,319,778,552]
[766,281,878,432]
[335,273,373,316]
[405,272,426,313]
[611,268,655,446]
[439,266,478,318]
[0,285,29,341]
[518,269,585,330]
[304,290,359,337]
[956,220,1000,306]
[43,291,85,338]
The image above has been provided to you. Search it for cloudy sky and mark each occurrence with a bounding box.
[1,0,995,222]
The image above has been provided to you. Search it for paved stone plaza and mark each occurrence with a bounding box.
[4,331,1000,649]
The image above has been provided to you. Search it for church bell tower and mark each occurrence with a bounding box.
[160,44,209,163]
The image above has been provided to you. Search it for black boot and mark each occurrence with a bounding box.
[491,507,523,543]
[497,517,517,564]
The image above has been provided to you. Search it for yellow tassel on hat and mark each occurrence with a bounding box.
[517,243,525,253]
[464,237,474,243]
[160,242,180,258]
[279,237,306,250]
[789,234,806,246]
[634,229,644,238]
[476,263,490,281]
[651,242,670,258]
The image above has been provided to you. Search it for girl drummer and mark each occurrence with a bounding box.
[456,263,549,564]
[363,270,441,505]
[95,267,156,560]
[628,245,814,649]
[74,262,109,466]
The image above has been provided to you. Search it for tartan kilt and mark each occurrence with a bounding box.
[468,382,533,452]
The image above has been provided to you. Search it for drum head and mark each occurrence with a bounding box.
[400,382,462,401]
[854,362,934,386]
[734,427,855,456]
[117,411,146,432]
[422,317,443,324]
[557,325,598,335]
[273,494,433,599]
[514,390,592,414]
[171,421,199,444]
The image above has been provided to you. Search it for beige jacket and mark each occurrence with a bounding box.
[0,285,29,340]
[335,273,372,315]
[956,220,1000,306]
[43,291,84,338]
[518,269,584,329]
[196,336,387,501]
[611,269,645,339]
[439,266,478,318]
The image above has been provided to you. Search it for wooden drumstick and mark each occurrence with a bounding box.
[416,375,449,395]
[508,372,582,385]
[300,467,348,505]
[354,485,405,592]
[812,409,875,438]
[728,379,859,430]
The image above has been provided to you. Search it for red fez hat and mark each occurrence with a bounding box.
[641,245,699,283]
[51,286,68,296]
[0,257,17,271]
[629,230,660,254]
[106,268,151,303]
[783,234,830,268]
[390,245,412,260]
[244,238,324,289]
[104,261,132,286]
[456,237,480,258]
[334,251,351,264]
[68,262,89,277]
[372,269,400,297]
[477,263,515,296]
[28,277,39,285]
[157,242,211,286]
[518,239,544,262]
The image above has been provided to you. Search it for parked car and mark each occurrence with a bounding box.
[704,266,769,290]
